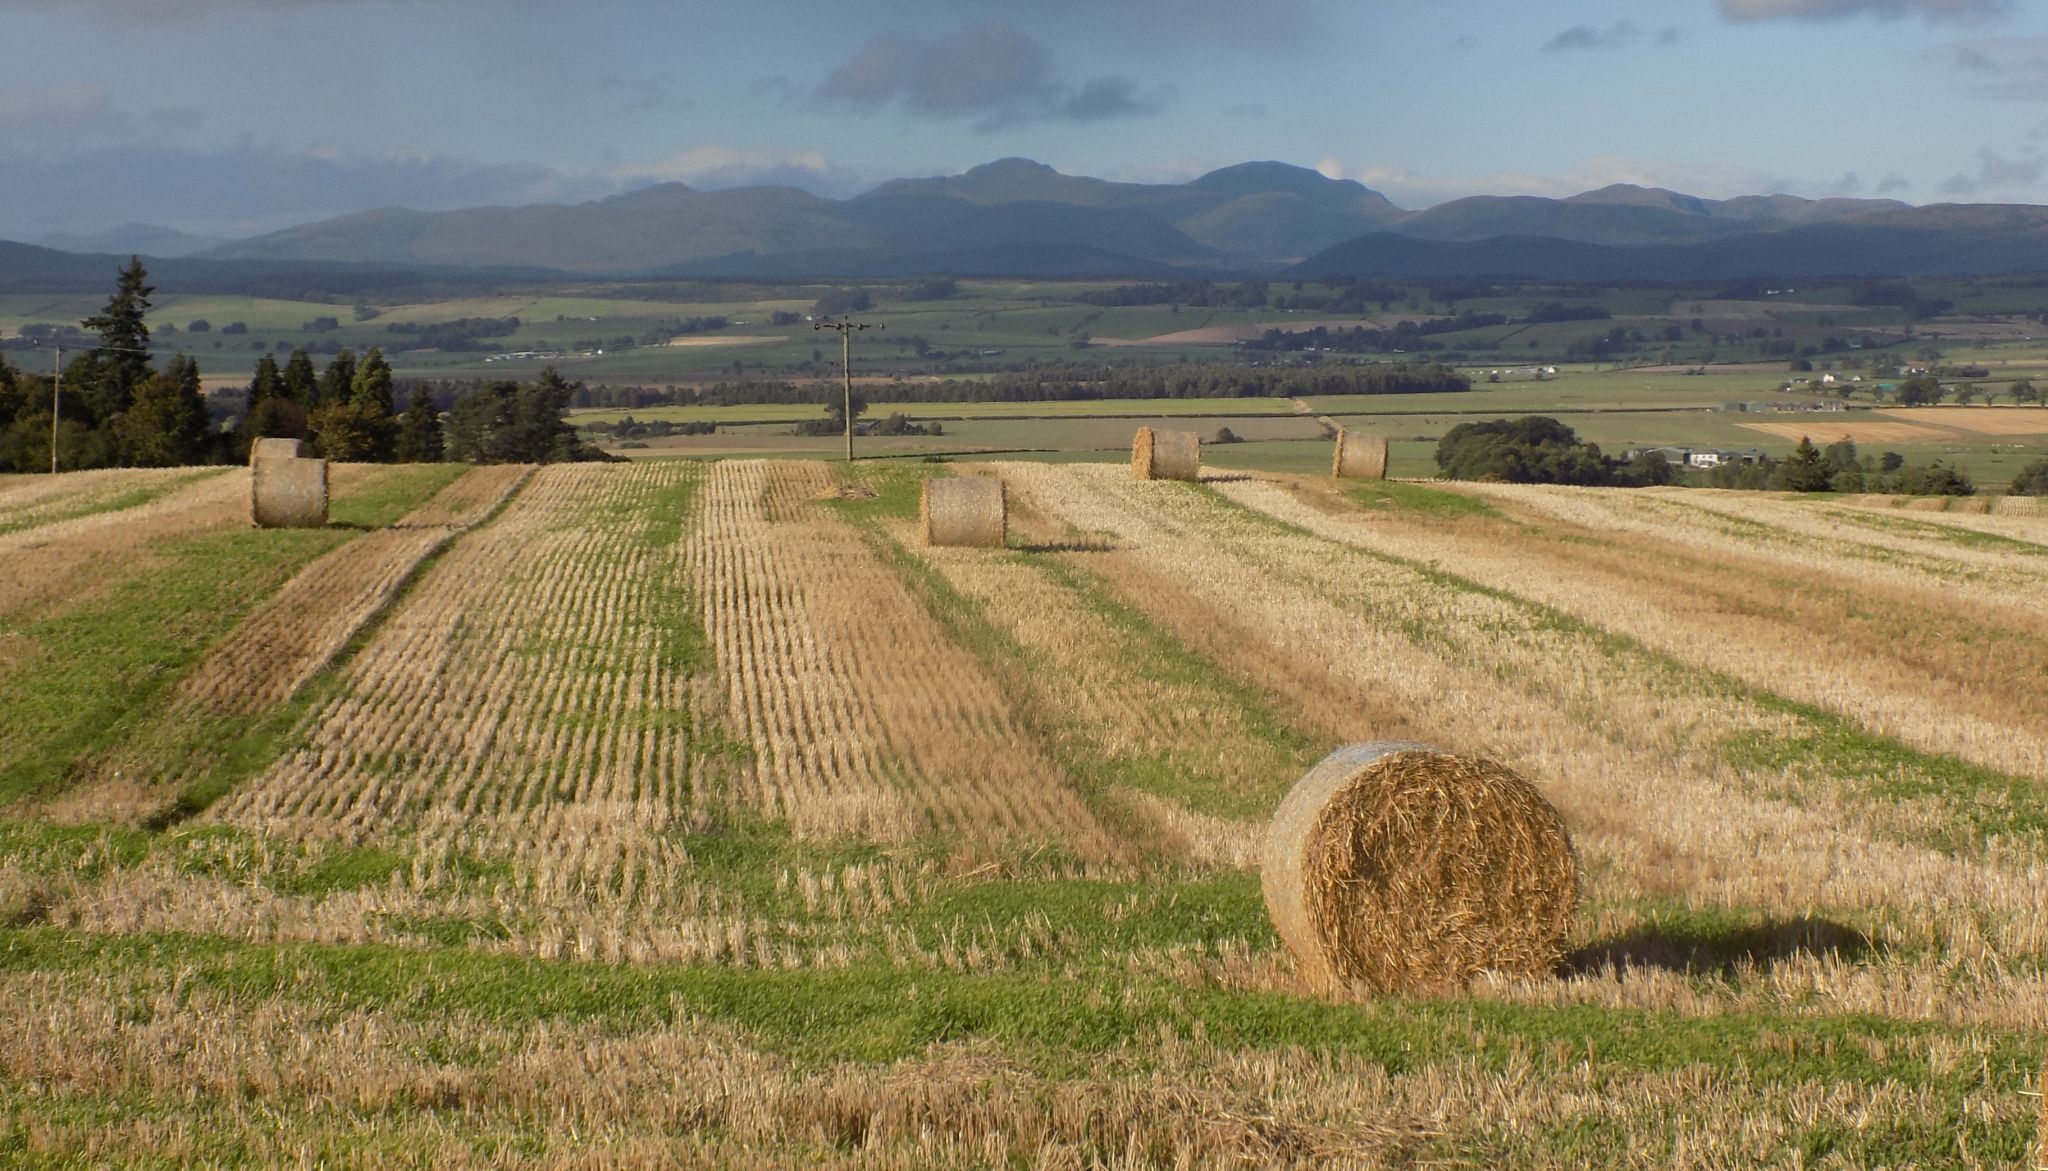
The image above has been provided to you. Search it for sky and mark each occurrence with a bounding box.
[5,0,2048,241]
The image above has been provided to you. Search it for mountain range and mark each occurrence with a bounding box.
[17,159,2048,285]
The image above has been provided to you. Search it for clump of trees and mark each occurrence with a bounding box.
[1073,280,1270,309]
[441,368,610,464]
[2012,458,2048,495]
[1704,438,1974,495]
[1434,417,1674,487]
[0,257,217,471]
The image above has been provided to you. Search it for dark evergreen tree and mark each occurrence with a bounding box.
[0,356,21,432]
[79,255,154,420]
[316,350,356,410]
[393,387,445,462]
[349,347,399,460]
[117,355,208,467]
[245,353,283,416]
[281,349,317,403]
[444,368,605,464]
[1772,437,1834,492]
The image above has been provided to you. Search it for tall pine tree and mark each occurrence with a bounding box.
[79,255,154,421]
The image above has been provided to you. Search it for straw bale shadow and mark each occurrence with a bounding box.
[1566,915,1873,978]
[1200,472,1258,484]
[1013,537,1119,553]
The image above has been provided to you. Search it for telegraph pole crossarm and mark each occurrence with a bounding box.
[812,316,881,462]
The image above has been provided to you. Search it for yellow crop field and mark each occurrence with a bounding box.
[1,459,2044,1168]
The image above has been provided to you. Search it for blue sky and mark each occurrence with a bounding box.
[3,0,2047,240]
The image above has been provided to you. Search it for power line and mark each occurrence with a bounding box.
[812,316,882,462]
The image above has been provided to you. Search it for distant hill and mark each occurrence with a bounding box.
[0,239,560,297]
[40,223,229,259]
[203,159,1404,276]
[20,160,2048,286]
[1387,187,1907,246]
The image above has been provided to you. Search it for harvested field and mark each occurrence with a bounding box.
[177,464,532,716]
[2,459,2044,1168]
[1737,418,1955,443]
[663,334,788,347]
[1886,405,2048,435]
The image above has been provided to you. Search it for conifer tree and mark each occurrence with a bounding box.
[281,349,317,402]
[245,353,283,415]
[393,387,445,462]
[316,349,356,409]
[117,354,207,467]
[80,255,154,419]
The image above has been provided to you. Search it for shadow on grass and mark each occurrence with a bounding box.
[1011,538,1118,553]
[1565,915,1874,978]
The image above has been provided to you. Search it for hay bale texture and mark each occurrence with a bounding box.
[249,437,306,465]
[251,456,329,529]
[1262,742,1578,997]
[1331,429,1389,480]
[1131,427,1202,481]
[921,476,1006,548]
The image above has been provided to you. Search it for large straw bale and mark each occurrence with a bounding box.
[921,476,1006,547]
[251,457,329,528]
[1331,429,1389,480]
[1131,427,1202,481]
[249,437,306,465]
[1262,742,1578,997]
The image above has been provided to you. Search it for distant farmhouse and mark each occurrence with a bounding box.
[1627,445,1768,469]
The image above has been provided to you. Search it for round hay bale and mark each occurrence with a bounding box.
[1332,429,1389,480]
[251,457,329,529]
[921,476,1005,547]
[1130,427,1201,481]
[1262,742,1578,997]
[248,437,306,466]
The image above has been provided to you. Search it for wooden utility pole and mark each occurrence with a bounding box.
[812,316,880,461]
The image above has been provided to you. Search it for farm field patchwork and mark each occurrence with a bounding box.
[0,459,2043,1167]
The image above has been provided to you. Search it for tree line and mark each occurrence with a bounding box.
[0,258,603,472]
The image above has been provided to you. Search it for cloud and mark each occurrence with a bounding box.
[599,76,684,115]
[1937,146,2045,194]
[1448,34,1478,50]
[1058,77,1170,122]
[0,84,132,140]
[1717,0,2009,23]
[0,143,605,239]
[613,147,866,198]
[0,0,368,19]
[0,140,875,241]
[816,21,1167,130]
[1876,171,1913,193]
[1940,38,2048,98]
[0,84,205,147]
[1315,154,1883,208]
[1540,22,1682,52]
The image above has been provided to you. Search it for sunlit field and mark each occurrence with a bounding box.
[1,456,2043,1167]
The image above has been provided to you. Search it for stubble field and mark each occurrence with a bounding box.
[0,457,2044,1168]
